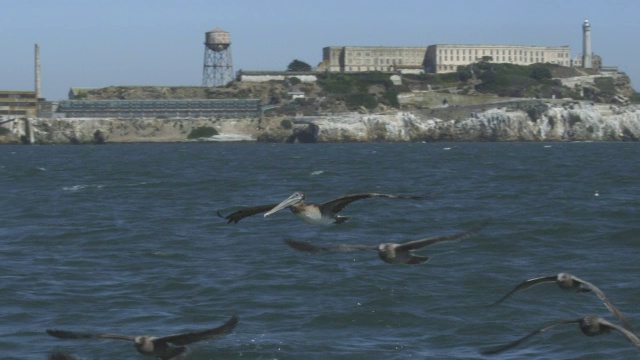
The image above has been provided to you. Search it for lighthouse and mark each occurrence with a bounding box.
[582,19,592,69]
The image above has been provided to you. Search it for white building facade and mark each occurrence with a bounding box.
[321,46,428,73]
[424,44,571,73]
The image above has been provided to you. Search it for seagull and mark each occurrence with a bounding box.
[480,315,640,355]
[217,191,426,225]
[284,227,481,264]
[491,272,634,332]
[46,315,238,360]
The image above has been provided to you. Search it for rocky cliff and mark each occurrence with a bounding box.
[1,101,639,144]
[283,101,640,142]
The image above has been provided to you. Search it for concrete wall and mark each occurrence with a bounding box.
[239,74,317,83]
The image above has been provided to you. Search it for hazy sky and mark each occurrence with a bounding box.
[2,0,638,100]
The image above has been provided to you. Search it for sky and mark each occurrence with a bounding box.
[2,0,639,100]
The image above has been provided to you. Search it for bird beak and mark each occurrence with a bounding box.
[264,193,302,217]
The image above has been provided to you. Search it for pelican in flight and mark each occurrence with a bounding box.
[48,353,76,360]
[218,191,425,225]
[491,272,634,332]
[480,315,640,355]
[284,227,481,264]
[46,315,238,360]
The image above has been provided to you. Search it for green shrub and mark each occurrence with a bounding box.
[345,93,378,110]
[317,74,365,94]
[526,108,539,121]
[568,112,582,126]
[93,130,106,144]
[280,119,293,129]
[187,126,219,139]
[529,64,552,80]
[594,77,616,95]
[381,88,400,107]
[287,59,312,72]
[0,127,9,136]
[288,77,302,85]
[457,65,473,82]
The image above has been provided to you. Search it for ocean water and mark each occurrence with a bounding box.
[1,142,639,360]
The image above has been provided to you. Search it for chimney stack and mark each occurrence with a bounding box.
[35,44,41,99]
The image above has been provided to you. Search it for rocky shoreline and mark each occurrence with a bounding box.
[1,101,639,144]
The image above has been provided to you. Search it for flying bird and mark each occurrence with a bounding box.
[491,272,634,332]
[217,191,426,225]
[284,227,481,264]
[480,315,640,355]
[48,353,77,360]
[46,315,238,360]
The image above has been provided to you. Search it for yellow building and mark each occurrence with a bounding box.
[321,46,427,73]
[321,44,571,74]
[0,91,37,119]
[425,44,571,73]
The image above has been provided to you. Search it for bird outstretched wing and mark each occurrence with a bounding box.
[319,193,425,214]
[284,239,376,253]
[397,227,480,252]
[159,315,239,346]
[490,275,558,305]
[217,204,280,224]
[571,276,635,333]
[596,318,640,348]
[46,329,134,341]
[480,318,582,355]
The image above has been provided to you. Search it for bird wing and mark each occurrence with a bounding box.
[46,329,134,341]
[597,318,640,349]
[490,275,558,305]
[480,317,582,355]
[217,204,280,224]
[158,315,239,346]
[396,228,480,251]
[319,193,424,214]
[284,239,376,253]
[572,276,635,333]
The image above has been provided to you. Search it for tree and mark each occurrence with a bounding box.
[287,59,312,72]
[529,64,552,81]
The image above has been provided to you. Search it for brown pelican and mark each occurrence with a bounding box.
[491,272,634,332]
[46,315,238,360]
[218,191,425,225]
[284,227,480,264]
[48,353,77,360]
[480,316,640,355]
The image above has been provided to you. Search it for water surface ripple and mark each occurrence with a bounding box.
[1,142,639,359]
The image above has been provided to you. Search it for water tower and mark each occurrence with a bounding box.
[202,28,234,87]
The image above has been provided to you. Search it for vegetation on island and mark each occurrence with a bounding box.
[187,126,219,139]
[68,59,635,118]
[269,60,633,115]
[287,59,312,72]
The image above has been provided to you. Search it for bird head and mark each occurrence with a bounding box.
[264,191,305,217]
[133,336,155,353]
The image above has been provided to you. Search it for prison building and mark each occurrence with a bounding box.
[424,44,571,73]
[56,99,262,118]
[0,90,38,119]
[321,46,428,73]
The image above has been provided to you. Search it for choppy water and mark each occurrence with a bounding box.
[1,142,639,360]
